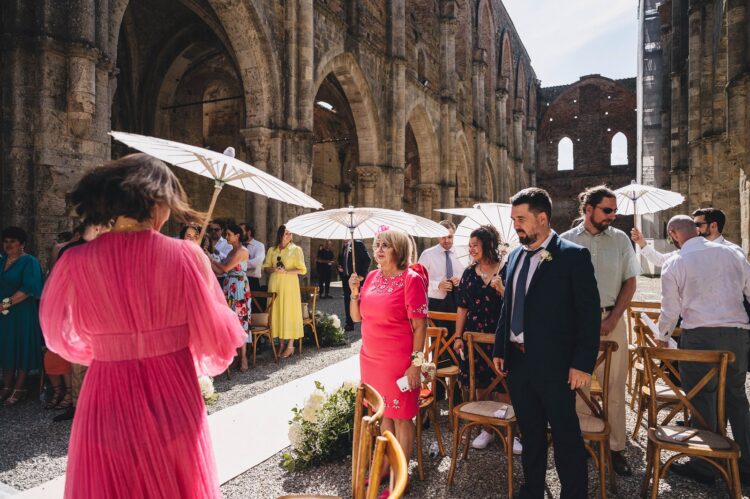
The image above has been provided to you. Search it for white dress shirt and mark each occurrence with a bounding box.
[214,237,232,261]
[510,231,555,343]
[658,236,750,340]
[641,234,744,268]
[418,244,466,300]
[245,238,266,279]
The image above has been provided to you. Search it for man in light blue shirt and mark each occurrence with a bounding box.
[562,185,640,476]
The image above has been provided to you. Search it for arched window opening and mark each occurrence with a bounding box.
[557,137,574,171]
[610,132,628,165]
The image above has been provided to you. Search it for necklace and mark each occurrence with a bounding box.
[111,217,152,233]
[477,262,499,283]
[4,252,24,267]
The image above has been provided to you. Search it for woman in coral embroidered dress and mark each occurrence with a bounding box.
[39,154,246,499]
[349,229,428,490]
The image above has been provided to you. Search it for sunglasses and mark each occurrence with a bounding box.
[695,222,708,227]
[599,207,617,215]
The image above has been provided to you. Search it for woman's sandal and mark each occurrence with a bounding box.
[3,389,27,406]
[55,389,73,410]
[280,347,295,359]
[0,387,11,402]
[45,386,64,409]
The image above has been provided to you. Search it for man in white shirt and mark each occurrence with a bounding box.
[209,220,232,261]
[242,224,265,288]
[417,220,465,335]
[631,207,744,267]
[657,215,750,484]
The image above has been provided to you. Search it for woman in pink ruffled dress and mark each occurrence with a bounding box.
[40,154,246,499]
[349,229,429,493]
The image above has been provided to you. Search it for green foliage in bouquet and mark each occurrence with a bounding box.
[312,311,348,347]
[282,380,358,472]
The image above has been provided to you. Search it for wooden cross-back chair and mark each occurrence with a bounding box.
[277,383,385,499]
[575,340,619,498]
[427,311,461,412]
[299,286,320,354]
[249,291,278,368]
[631,325,686,439]
[626,301,661,395]
[415,327,447,480]
[365,431,409,499]
[640,347,741,499]
[447,332,516,498]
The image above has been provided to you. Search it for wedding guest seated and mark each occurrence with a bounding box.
[451,225,519,453]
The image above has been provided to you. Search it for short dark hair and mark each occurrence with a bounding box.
[209,219,227,230]
[578,185,616,216]
[57,231,74,243]
[469,225,501,264]
[243,224,255,238]
[692,207,726,233]
[69,153,203,224]
[179,225,200,240]
[1,226,27,245]
[226,223,248,244]
[510,187,552,221]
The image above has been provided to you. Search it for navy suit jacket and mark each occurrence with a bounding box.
[338,240,371,277]
[493,233,601,376]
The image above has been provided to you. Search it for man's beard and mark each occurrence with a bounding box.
[698,228,709,237]
[591,218,611,233]
[518,231,538,246]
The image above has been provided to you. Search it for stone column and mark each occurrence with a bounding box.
[440,1,458,211]
[416,184,438,219]
[472,49,487,130]
[513,111,525,162]
[389,0,406,206]
[298,0,314,131]
[67,0,97,138]
[357,166,380,207]
[242,127,272,243]
[455,196,473,208]
[727,0,750,173]
[285,0,298,130]
[496,89,508,146]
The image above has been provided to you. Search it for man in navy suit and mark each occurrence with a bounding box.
[338,239,371,331]
[493,188,601,499]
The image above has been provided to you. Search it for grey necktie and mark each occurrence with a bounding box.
[445,250,453,279]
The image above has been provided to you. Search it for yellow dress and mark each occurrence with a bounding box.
[264,243,307,340]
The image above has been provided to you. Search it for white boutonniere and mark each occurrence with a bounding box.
[539,249,552,264]
[1,298,10,315]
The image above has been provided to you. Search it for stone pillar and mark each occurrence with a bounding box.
[67,1,97,138]
[455,196,473,208]
[440,1,458,211]
[513,111,525,162]
[416,184,438,219]
[285,0,298,130]
[727,0,750,167]
[496,89,508,146]
[472,48,487,130]
[298,0,314,131]
[357,166,380,207]
[242,127,272,243]
[686,2,702,144]
[389,0,406,203]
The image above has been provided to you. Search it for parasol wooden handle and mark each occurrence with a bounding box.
[198,184,223,242]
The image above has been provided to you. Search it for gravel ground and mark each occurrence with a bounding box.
[3,276,749,497]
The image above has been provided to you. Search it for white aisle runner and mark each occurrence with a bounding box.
[14,355,360,498]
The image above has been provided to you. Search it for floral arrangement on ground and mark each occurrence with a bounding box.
[198,375,218,405]
[282,380,358,472]
[308,311,348,347]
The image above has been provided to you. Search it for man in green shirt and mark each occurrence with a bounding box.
[561,185,640,476]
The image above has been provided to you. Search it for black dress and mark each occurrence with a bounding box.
[456,262,507,390]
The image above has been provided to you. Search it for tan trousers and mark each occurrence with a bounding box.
[576,312,628,451]
[71,363,88,407]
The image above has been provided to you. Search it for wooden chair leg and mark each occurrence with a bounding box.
[447,412,460,486]
[462,426,473,460]
[632,393,646,439]
[269,334,278,362]
[649,444,661,499]
[730,457,741,499]
[447,377,455,414]
[607,444,618,493]
[312,322,320,350]
[640,441,653,498]
[630,369,642,410]
[416,408,425,480]
[598,442,607,499]
[431,402,445,457]
[298,336,303,355]
[506,425,514,499]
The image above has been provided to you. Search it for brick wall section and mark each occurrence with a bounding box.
[537,75,637,232]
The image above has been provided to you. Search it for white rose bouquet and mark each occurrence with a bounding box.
[282,381,357,472]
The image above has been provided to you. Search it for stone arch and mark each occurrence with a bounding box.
[515,59,527,111]
[477,0,496,131]
[499,31,513,89]
[314,52,383,167]
[110,0,280,128]
[405,103,440,185]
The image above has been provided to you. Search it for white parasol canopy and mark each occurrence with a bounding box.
[286,206,449,269]
[614,180,684,217]
[436,203,520,266]
[110,131,323,239]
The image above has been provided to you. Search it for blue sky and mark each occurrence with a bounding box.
[503,0,638,87]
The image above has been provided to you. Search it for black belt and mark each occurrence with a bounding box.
[601,306,615,313]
